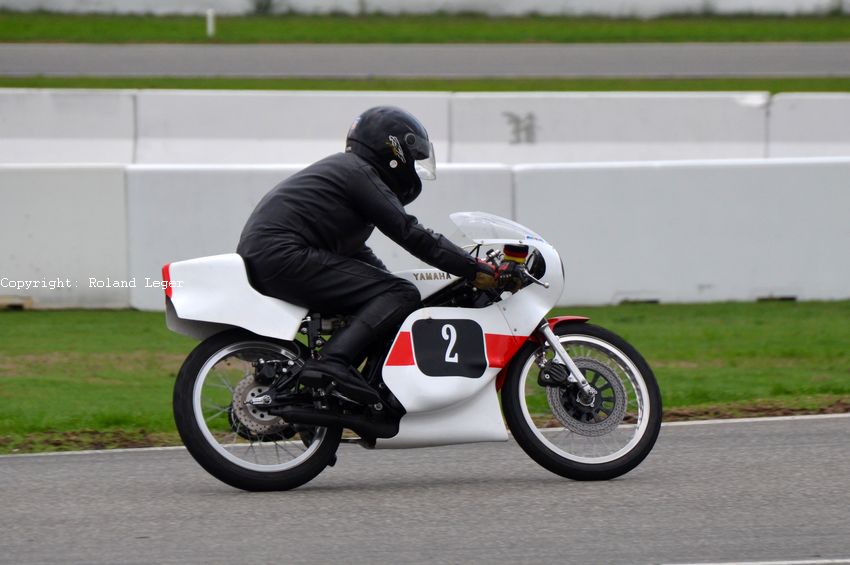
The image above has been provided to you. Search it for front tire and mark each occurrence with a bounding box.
[502,322,661,481]
[173,329,342,491]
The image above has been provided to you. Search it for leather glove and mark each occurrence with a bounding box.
[497,261,524,293]
[472,259,498,290]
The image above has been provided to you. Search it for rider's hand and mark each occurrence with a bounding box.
[472,259,498,290]
[497,261,524,293]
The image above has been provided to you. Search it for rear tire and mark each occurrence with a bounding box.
[502,322,661,481]
[173,329,342,491]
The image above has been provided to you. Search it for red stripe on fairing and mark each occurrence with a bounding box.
[385,331,526,369]
[161,263,173,299]
[486,334,526,369]
[386,331,415,366]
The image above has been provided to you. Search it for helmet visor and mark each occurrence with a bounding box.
[414,141,436,180]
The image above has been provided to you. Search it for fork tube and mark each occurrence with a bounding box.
[537,321,597,396]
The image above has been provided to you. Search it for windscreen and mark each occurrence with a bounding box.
[449,212,545,244]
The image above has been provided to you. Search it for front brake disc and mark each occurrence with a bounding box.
[545,358,627,437]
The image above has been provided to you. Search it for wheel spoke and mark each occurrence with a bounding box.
[204,405,230,423]
[216,374,234,393]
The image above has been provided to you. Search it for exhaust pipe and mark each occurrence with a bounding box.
[271,406,400,439]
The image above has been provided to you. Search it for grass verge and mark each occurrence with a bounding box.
[2,12,850,44]
[1,301,848,454]
[3,76,850,93]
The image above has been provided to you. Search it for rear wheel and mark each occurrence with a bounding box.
[173,329,342,491]
[502,322,661,480]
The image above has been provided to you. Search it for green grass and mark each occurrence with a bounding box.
[1,302,849,453]
[3,76,850,93]
[0,310,195,452]
[1,12,850,43]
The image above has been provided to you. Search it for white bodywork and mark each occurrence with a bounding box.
[165,254,307,341]
[165,212,565,448]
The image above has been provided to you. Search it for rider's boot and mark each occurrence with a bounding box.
[299,319,382,406]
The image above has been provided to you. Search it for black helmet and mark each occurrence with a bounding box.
[345,106,436,205]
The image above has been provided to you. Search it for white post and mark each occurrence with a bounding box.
[206,9,216,38]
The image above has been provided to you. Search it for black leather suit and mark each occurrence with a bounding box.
[237,152,478,367]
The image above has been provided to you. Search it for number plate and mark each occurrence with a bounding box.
[411,319,487,378]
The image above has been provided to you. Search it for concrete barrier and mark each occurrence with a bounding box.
[135,90,451,165]
[5,158,850,309]
[361,0,705,16]
[0,89,134,164]
[514,158,850,305]
[708,0,839,14]
[0,165,128,308]
[450,92,770,164]
[9,88,850,166]
[768,94,850,158]
[0,0,255,15]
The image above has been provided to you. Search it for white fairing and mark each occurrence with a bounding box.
[377,212,565,448]
[376,305,512,447]
[166,253,308,341]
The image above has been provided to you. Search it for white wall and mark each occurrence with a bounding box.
[1,0,846,15]
[450,92,770,164]
[0,89,134,164]
[135,90,451,165]
[5,88,850,166]
[4,159,849,309]
[708,0,839,14]
[0,165,129,308]
[0,0,255,15]
[514,158,850,305]
[768,94,850,158]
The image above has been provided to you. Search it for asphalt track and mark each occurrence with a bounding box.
[1,414,849,564]
[2,42,850,78]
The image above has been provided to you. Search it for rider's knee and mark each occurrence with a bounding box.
[393,279,421,309]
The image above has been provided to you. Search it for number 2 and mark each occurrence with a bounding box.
[441,324,459,363]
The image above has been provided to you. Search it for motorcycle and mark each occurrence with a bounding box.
[165,212,661,491]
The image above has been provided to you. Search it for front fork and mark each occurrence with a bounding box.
[536,320,597,399]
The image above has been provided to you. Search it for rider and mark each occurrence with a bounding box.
[237,106,497,405]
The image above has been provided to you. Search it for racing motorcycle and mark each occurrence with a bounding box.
[165,212,662,491]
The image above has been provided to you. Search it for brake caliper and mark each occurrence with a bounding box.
[537,358,570,387]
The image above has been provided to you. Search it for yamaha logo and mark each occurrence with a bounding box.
[413,271,452,281]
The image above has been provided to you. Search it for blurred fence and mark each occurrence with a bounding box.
[3,159,849,309]
[4,89,850,165]
[1,0,848,16]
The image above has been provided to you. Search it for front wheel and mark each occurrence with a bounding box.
[173,329,342,491]
[502,322,661,481]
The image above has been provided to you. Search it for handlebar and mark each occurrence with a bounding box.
[478,246,549,292]
[517,265,550,289]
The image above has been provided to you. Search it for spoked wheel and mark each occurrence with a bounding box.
[502,322,661,481]
[173,329,342,491]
